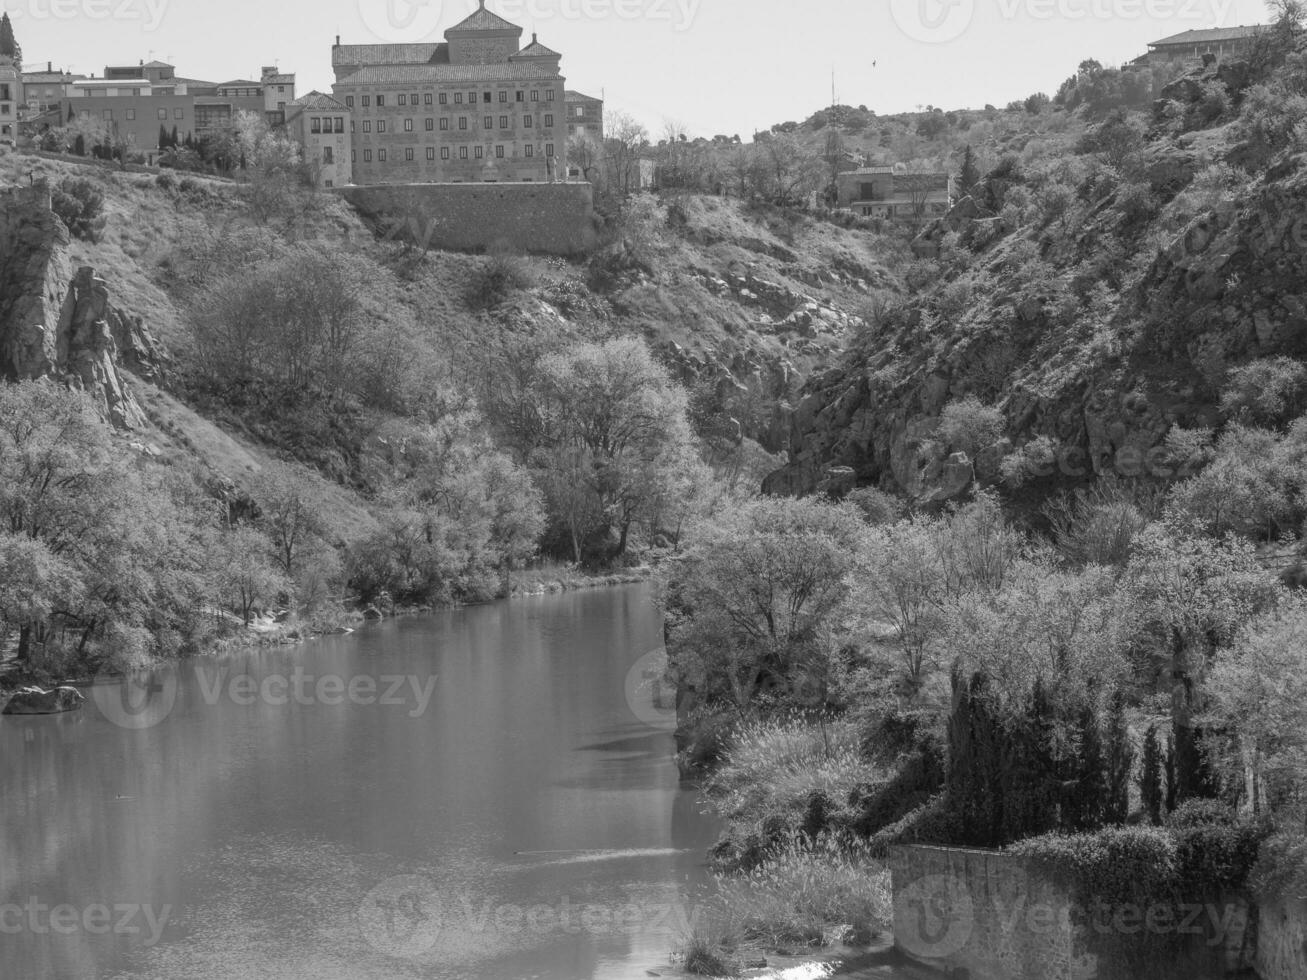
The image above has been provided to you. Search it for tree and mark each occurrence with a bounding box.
[604,110,649,198]
[0,13,21,69]
[662,496,869,717]
[215,526,287,624]
[531,337,697,562]
[957,144,980,200]
[1139,724,1166,825]
[251,469,331,578]
[567,131,602,182]
[51,178,107,242]
[755,131,823,204]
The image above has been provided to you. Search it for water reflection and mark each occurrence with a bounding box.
[0,585,719,979]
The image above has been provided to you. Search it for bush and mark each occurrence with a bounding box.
[1220,356,1307,426]
[466,248,535,309]
[845,486,904,525]
[937,395,1005,459]
[155,172,176,190]
[50,178,106,241]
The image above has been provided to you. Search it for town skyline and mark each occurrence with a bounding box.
[2,0,1275,139]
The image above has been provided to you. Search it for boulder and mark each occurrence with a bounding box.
[361,606,384,621]
[3,686,86,715]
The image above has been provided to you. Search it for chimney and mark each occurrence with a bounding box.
[47,61,51,72]
[335,35,340,47]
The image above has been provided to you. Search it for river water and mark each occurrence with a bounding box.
[0,585,722,980]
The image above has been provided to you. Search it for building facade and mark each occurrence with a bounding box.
[332,1,568,185]
[836,166,953,220]
[1144,25,1265,66]
[59,62,294,151]
[284,91,352,187]
[0,55,19,142]
[565,89,603,140]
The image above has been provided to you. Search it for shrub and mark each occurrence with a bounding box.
[466,248,535,309]
[1220,356,1307,426]
[844,486,904,525]
[50,178,106,241]
[155,172,176,190]
[937,395,1005,459]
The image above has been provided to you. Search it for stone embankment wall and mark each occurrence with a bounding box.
[340,181,597,256]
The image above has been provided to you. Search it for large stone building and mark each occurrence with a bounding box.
[283,91,352,187]
[0,55,19,143]
[836,166,953,221]
[59,62,295,151]
[565,89,603,140]
[1142,25,1265,66]
[21,63,82,116]
[331,0,569,184]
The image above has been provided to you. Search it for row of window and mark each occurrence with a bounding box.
[355,143,556,163]
[309,116,346,134]
[344,88,556,110]
[356,113,555,134]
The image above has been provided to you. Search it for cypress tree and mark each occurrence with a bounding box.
[1103,693,1134,825]
[957,143,979,199]
[1164,733,1178,814]
[170,125,179,147]
[1067,700,1105,831]
[0,13,21,68]
[1139,725,1164,825]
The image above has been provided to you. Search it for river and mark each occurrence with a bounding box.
[0,585,722,980]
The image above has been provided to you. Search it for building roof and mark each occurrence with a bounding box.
[445,1,522,34]
[514,33,560,58]
[332,42,448,68]
[141,59,175,68]
[173,77,218,88]
[845,166,895,175]
[337,62,561,84]
[1149,25,1265,47]
[22,70,70,82]
[263,73,295,84]
[289,90,349,110]
[565,89,601,103]
[217,78,262,87]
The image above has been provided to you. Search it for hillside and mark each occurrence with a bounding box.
[763,52,1307,514]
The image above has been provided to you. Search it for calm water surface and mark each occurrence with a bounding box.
[0,585,721,979]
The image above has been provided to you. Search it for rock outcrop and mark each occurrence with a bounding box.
[2,686,86,715]
[0,182,162,427]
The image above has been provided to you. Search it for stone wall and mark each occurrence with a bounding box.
[889,844,1092,980]
[340,180,596,255]
[1257,895,1307,980]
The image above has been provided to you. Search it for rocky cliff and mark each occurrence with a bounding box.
[0,182,162,427]
[764,68,1307,502]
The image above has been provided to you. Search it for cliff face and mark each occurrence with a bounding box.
[0,183,162,427]
[765,105,1307,501]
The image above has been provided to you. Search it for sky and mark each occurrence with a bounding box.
[5,0,1274,137]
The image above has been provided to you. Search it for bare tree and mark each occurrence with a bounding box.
[603,110,649,198]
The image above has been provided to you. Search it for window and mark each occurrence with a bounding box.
[364,149,372,161]
[499,115,508,128]
[279,85,286,93]
[424,93,432,105]
[524,114,532,127]
[525,144,533,157]
[404,118,413,131]
[336,117,344,132]
[499,91,507,102]
[483,116,492,129]
[311,117,321,133]
[467,90,476,102]
[378,120,386,133]
[362,95,370,107]
[458,117,467,130]
[440,118,449,131]
[483,91,491,103]
[495,145,504,158]
[376,94,385,106]
[405,147,414,161]
[546,143,554,157]
[425,118,434,131]
[323,146,333,163]
[379,148,387,161]
[363,120,371,132]
[454,92,463,104]
[544,114,553,127]
[352,150,356,162]
[546,89,555,101]
[351,120,356,133]
[574,106,584,117]
[398,94,407,105]
[531,90,540,101]
[126,108,136,121]
[440,92,448,105]
[346,95,354,108]
[411,93,418,104]
[459,146,468,159]
[475,145,483,158]
[174,108,183,119]
[441,147,450,160]
[515,90,524,102]
[426,147,435,160]
[158,108,167,119]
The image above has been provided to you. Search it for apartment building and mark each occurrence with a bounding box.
[283,91,352,187]
[565,90,603,140]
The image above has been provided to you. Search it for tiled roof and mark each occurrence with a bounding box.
[264,73,295,84]
[22,71,69,82]
[565,89,601,102]
[446,2,522,33]
[515,34,560,58]
[337,62,561,84]
[332,43,446,67]
[290,90,349,110]
[142,60,175,68]
[173,76,217,87]
[217,78,262,87]
[1150,25,1265,46]
[846,166,895,175]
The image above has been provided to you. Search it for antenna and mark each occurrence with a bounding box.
[831,67,836,108]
